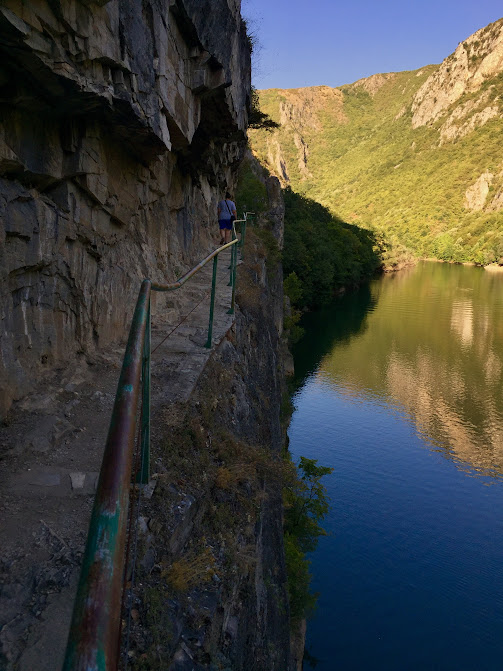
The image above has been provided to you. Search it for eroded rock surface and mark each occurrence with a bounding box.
[351,71,396,96]
[258,85,345,186]
[0,0,251,418]
[412,18,503,128]
[439,96,500,144]
[266,136,290,186]
[487,174,503,212]
[464,171,494,211]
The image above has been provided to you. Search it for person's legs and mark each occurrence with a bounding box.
[219,220,226,245]
[224,227,232,243]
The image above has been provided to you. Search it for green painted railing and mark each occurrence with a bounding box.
[63,214,253,671]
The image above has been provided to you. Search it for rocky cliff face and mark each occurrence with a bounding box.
[351,72,396,96]
[0,0,251,418]
[412,18,503,128]
[260,86,345,186]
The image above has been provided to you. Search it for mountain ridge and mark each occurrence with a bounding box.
[250,18,503,265]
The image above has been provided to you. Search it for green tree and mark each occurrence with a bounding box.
[284,271,303,305]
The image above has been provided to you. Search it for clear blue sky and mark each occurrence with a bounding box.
[242,0,503,89]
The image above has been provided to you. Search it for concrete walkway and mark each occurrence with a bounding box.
[0,247,237,670]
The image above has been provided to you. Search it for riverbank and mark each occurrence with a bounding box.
[392,256,503,272]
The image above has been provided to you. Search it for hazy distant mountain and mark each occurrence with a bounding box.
[250,18,503,265]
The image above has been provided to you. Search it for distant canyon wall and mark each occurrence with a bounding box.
[0,0,251,417]
[411,18,503,129]
[250,19,503,266]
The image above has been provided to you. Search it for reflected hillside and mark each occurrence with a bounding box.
[291,284,376,394]
[311,262,503,477]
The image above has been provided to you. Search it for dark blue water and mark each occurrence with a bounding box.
[289,262,503,671]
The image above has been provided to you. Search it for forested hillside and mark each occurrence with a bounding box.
[236,155,383,316]
[250,19,503,265]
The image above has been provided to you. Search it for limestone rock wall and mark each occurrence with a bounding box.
[412,18,503,128]
[0,0,251,417]
[464,167,503,212]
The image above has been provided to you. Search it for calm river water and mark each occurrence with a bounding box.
[289,261,503,671]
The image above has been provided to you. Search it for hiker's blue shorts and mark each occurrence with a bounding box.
[219,219,232,230]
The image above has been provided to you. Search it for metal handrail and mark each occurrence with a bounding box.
[151,236,238,292]
[63,214,252,671]
[63,280,151,671]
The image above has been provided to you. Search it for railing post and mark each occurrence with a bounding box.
[228,242,237,315]
[138,298,150,485]
[240,220,247,259]
[228,240,235,286]
[205,255,218,348]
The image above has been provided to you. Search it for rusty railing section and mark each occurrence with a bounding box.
[62,215,254,670]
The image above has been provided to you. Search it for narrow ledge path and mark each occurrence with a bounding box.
[0,248,236,671]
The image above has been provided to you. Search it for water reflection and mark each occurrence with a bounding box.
[451,298,474,347]
[291,284,376,394]
[294,262,503,478]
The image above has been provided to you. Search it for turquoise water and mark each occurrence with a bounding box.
[289,262,503,670]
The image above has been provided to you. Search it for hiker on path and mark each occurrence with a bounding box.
[217,192,237,245]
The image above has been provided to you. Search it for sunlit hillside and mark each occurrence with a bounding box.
[250,19,503,265]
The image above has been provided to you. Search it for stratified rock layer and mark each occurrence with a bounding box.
[0,0,251,417]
